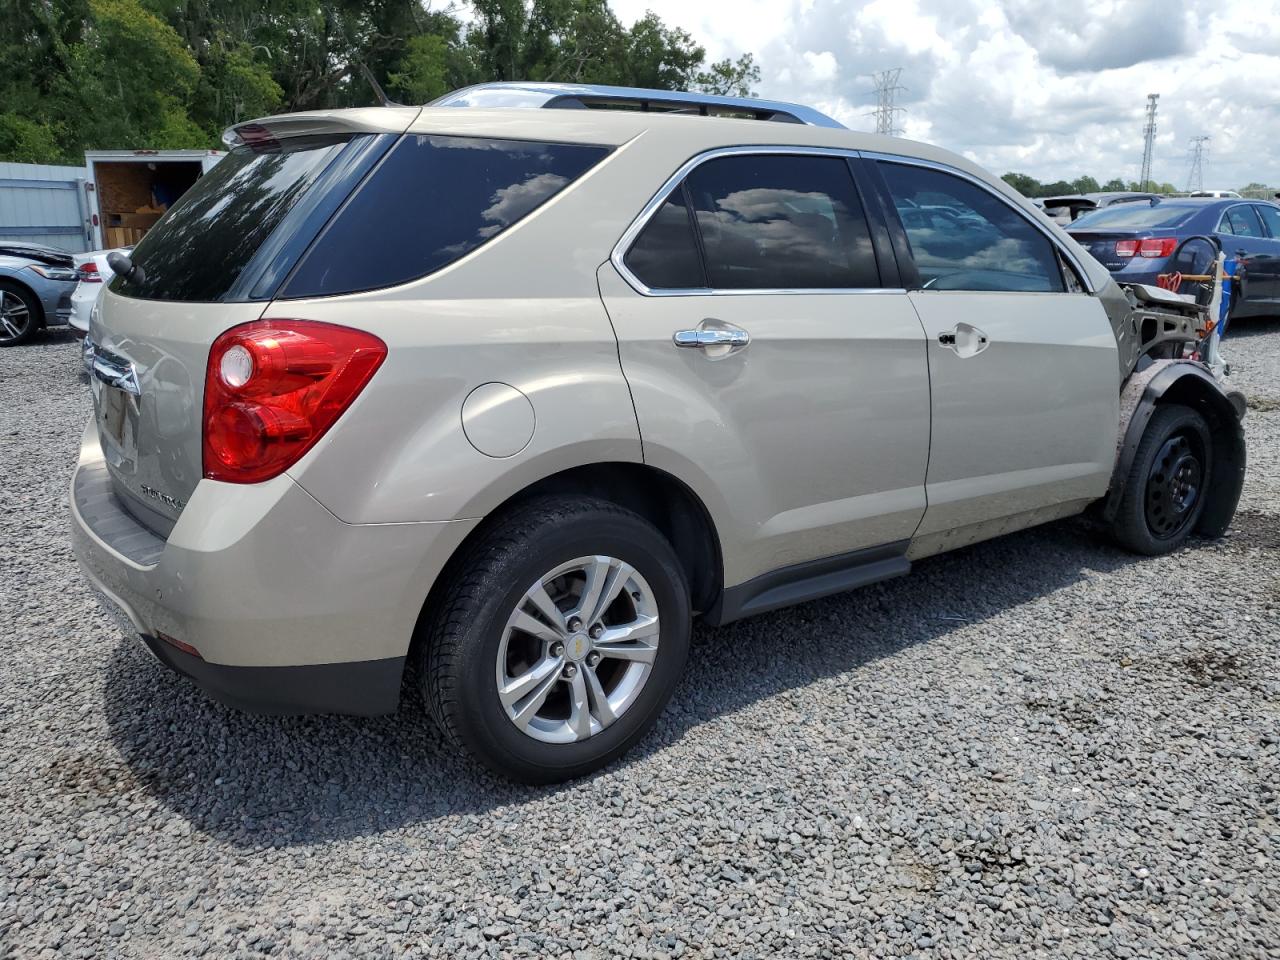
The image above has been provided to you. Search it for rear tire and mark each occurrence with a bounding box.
[0,282,41,346]
[1111,404,1212,556]
[420,496,691,783]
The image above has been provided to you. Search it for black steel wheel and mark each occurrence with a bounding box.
[1111,404,1212,555]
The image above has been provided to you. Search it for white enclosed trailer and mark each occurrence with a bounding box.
[83,149,224,249]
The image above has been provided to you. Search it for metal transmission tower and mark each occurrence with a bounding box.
[869,69,906,136]
[1139,93,1159,191]
[1186,136,1210,192]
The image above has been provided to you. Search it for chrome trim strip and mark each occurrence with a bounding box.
[610,144,1101,297]
[430,82,845,129]
[91,347,140,396]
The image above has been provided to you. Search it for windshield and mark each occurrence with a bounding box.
[1069,204,1198,231]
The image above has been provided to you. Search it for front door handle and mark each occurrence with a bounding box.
[938,322,990,358]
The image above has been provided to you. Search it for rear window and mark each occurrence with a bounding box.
[1069,204,1197,230]
[282,136,609,297]
[111,136,354,302]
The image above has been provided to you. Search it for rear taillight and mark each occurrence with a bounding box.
[203,320,386,484]
[78,262,102,283]
[1137,237,1178,258]
[1115,239,1139,258]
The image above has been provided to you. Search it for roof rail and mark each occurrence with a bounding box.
[428,82,846,129]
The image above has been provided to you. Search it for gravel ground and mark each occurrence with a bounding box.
[2,324,1278,960]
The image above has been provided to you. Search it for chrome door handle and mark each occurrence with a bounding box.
[673,328,750,348]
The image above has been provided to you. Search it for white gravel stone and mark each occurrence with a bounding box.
[1,324,1278,959]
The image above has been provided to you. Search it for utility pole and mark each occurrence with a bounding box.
[1186,136,1210,192]
[1139,93,1159,191]
[868,69,906,137]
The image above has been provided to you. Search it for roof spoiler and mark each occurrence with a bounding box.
[428,82,846,129]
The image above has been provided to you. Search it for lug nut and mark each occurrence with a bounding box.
[567,616,583,633]
[550,642,564,657]
[589,623,603,639]
[562,663,578,679]
[587,652,601,667]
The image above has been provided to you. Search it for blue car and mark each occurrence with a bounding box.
[0,242,79,346]
[1067,198,1280,320]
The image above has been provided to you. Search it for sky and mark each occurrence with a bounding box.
[610,0,1280,189]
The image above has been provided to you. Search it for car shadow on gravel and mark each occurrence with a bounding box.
[98,517,1196,848]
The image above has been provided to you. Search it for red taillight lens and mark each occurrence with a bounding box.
[79,262,102,283]
[1137,237,1178,258]
[203,320,386,483]
[1115,239,1139,258]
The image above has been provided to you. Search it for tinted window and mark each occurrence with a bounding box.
[111,136,352,302]
[1219,205,1263,237]
[682,155,879,289]
[624,189,704,288]
[1255,204,1280,237]
[1067,204,1197,230]
[285,136,608,297]
[879,163,1064,292]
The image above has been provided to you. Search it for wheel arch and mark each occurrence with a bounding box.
[408,460,725,666]
[1103,360,1246,537]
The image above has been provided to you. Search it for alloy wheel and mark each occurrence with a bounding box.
[496,555,660,744]
[0,290,31,344]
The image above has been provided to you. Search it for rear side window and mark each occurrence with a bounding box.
[1219,205,1263,237]
[111,136,352,302]
[684,155,879,289]
[879,162,1064,293]
[623,189,705,289]
[283,136,609,297]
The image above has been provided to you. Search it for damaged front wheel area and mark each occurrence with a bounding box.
[1110,404,1212,556]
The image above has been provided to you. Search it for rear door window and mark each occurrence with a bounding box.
[878,162,1065,292]
[1219,205,1264,237]
[283,136,609,297]
[682,154,879,290]
[623,189,706,289]
[111,135,355,302]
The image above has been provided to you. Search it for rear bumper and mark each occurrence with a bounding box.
[70,417,478,715]
[141,632,404,716]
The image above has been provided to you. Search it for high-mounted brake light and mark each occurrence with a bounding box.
[203,320,386,484]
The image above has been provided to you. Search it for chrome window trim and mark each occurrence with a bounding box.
[611,145,1100,297]
[610,144,893,298]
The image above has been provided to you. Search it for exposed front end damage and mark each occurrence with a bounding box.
[1099,278,1247,538]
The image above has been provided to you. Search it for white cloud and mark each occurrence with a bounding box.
[609,0,1280,188]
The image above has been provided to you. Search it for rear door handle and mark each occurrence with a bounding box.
[672,319,750,359]
[673,328,750,348]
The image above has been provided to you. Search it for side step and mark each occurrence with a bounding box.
[705,541,911,626]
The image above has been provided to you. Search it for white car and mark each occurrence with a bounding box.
[69,248,126,336]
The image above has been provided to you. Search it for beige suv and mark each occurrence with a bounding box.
[71,83,1246,782]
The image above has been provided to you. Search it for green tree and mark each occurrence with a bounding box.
[695,53,760,97]
[1070,175,1100,194]
[1001,172,1041,196]
[1101,178,1126,191]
